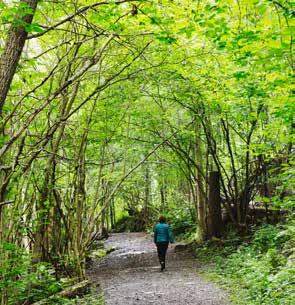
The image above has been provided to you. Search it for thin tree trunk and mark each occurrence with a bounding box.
[33,86,76,263]
[143,165,150,229]
[195,121,206,240]
[160,186,166,213]
[110,198,115,229]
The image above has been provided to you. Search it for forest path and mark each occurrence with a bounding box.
[87,233,229,305]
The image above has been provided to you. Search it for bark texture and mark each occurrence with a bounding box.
[207,171,223,238]
[0,0,39,116]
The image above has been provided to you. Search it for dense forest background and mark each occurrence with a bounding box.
[0,0,293,304]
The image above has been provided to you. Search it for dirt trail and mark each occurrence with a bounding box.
[88,233,230,305]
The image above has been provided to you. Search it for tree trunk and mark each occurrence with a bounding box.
[195,122,206,240]
[0,0,39,117]
[207,171,223,238]
[160,186,166,213]
[110,199,115,229]
[143,165,150,229]
[31,280,91,305]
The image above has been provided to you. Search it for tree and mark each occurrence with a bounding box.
[0,1,293,302]
[0,0,38,117]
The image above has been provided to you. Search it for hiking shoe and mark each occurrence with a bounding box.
[160,261,165,271]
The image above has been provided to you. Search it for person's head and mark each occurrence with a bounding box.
[159,215,166,223]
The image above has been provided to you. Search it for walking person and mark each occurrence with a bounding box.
[154,215,175,271]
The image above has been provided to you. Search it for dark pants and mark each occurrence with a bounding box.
[156,242,169,264]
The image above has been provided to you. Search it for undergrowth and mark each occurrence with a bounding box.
[0,243,104,305]
[196,220,295,305]
[46,291,105,305]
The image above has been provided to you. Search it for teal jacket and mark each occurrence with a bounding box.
[154,223,175,243]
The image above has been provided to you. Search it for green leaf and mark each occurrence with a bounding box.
[25,22,43,33]
[2,242,17,251]
[233,71,250,80]
[150,16,161,25]
[17,2,34,16]
[179,24,196,38]
[155,32,176,44]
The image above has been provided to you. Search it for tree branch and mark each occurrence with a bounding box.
[27,0,139,39]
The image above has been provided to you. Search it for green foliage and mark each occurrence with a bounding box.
[0,243,63,304]
[0,1,34,27]
[113,214,139,232]
[0,243,103,304]
[165,206,196,238]
[196,221,295,305]
[252,224,281,253]
[155,32,177,44]
[89,249,108,259]
[25,22,43,33]
[0,1,293,305]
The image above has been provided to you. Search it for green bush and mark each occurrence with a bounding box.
[0,243,62,304]
[197,221,295,305]
[166,206,196,237]
[0,244,104,305]
[252,224,281,253]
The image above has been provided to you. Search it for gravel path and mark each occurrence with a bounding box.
[88,233,230,305]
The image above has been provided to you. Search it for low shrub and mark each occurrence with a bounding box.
[196,220,295,305]
[0,244,104,305]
